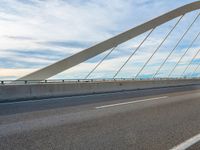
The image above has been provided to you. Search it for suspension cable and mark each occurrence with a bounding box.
[190,57,200,77]
[113,28,155,78]
[152,14,199,78]
[168,30,200,77]
[181,49,200,77]
[85,46,117,79]
[134,16,183,79]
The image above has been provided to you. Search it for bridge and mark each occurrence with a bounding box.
[0,1,200,150]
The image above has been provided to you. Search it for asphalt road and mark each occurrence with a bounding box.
[0,85,200,150]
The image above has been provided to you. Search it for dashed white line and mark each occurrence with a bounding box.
[95,96,168,109]
[170,133,200,150]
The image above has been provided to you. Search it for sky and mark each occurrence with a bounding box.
[0,0,199,80]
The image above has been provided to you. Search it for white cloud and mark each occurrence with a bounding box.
[0,0,199,80]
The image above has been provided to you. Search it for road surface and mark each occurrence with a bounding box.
[0,85,200,150]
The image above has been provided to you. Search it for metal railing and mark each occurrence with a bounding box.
[0,77,199,85]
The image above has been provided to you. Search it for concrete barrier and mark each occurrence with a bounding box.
[1,79,200,102]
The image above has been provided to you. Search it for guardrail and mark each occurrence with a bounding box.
[0,77,199,85]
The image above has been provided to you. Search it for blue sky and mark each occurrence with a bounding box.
[0,0,199,80]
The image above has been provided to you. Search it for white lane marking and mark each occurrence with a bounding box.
[95,96,168,109]
[170,133,200,150]
[0,92,125,105]
[0,89,145,105]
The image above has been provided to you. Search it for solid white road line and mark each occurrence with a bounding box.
[0,89,154,105]
[0,91,131,105]
[170,133,200,150]
[95,96,168,109]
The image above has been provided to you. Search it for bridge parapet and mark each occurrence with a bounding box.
[1,79,200,102]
